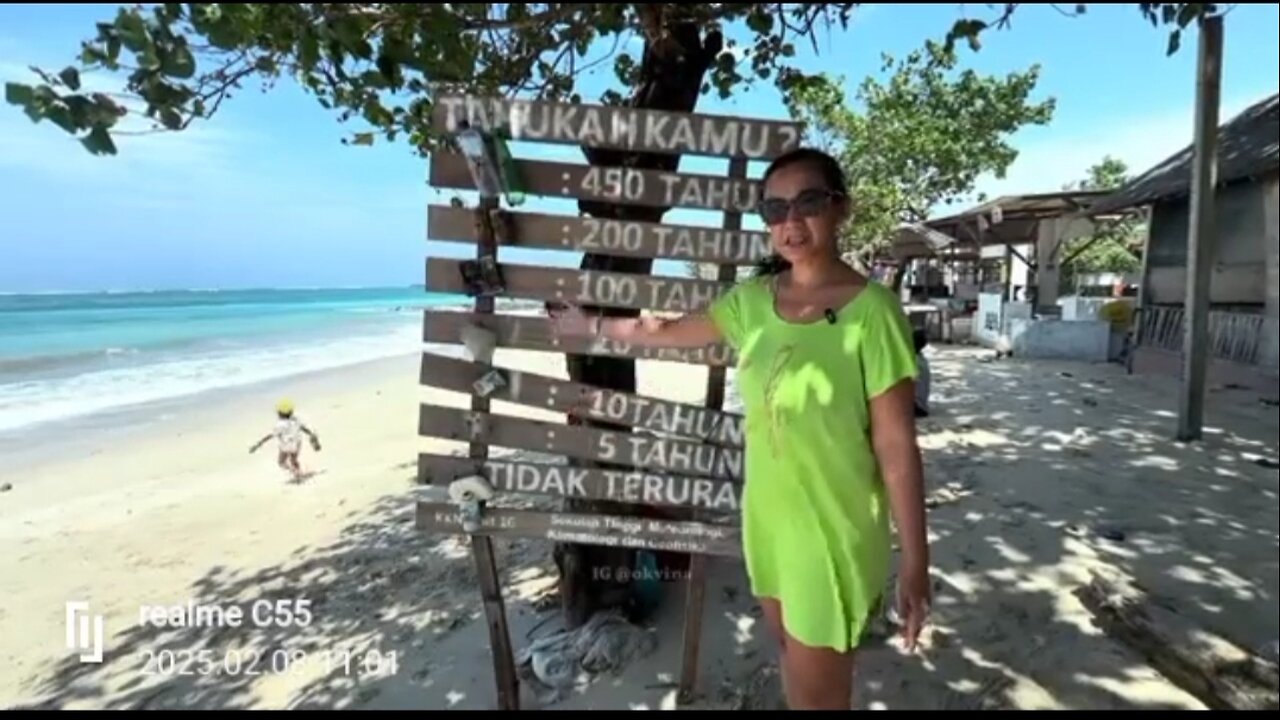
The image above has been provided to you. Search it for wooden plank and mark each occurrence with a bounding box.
[430,153,763,213]
[426,258,732,314]
[1075,566,1279,711]
[423,311,736,368]
[417,405,744,481]
[463,196,520,711]
[680,155,748,706]
[416,503,742,558]
[428,205,772,266]
[432,94,802,161]
[418,352,744,447]
[1179,14,1223,443]
[418,454,742,513]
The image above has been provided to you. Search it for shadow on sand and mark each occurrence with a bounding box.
[11,347,1278,710]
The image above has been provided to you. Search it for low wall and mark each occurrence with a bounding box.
[1058,295,1130,322]
[1009,318,1113,362]
[1132,347,1280,400]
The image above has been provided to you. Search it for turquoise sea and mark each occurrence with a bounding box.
[0,287,463,435]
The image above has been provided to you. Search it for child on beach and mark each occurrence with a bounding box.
[249,399,321,482]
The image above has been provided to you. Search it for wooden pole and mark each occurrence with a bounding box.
[471,194,521,710]
[678,157,748,706]
[1177,14,1223,442]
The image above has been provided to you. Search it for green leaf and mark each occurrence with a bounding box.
[160,107,183,130]
[351,132,375,146]
[299,34,319,70]
[46,104,77,133]
[162,44,196,78]
[1167,29,1181,55]
[745,9,773,34]
[115,10,150,52]
[81,125,118,155]
[58,66,82,91]
[4,82,34,107]
[79,44,108,66]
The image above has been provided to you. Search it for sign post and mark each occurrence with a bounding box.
[455,124,520,711]
[418,95,800,709]
[678,156,749,704]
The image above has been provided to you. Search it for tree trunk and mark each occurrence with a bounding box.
[552,19,723,629]
[1074,566,1280,711]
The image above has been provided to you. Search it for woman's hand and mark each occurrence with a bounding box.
[547,303,597,338]
[896,556,932,652]
[548,303,724,349]
[868,378,932,653]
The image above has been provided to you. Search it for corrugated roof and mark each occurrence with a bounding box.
[923,190,1117,247]
[887,222,965,260]
[1087,92,1279,216]
[932,190,1112,224]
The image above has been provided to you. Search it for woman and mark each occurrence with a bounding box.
[549,148,930,709]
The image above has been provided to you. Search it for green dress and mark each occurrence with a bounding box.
[708,276,918,652]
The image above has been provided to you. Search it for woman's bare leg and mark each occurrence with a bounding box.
[759,597,857,709]
[780,634,856,709]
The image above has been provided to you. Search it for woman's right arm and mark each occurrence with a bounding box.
[549,306,723,349]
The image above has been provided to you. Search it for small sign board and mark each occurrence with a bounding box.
[419,353,745,447]
[419,455,741,513]
[428,205,772,266]
[432,94,802,161]
[422,311,737,367]
[427,258,732,314]
[417,502,742,558]
[418,405,744,481]
[431,153,764,213]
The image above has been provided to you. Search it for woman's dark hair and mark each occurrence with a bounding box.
[752,147,850,278]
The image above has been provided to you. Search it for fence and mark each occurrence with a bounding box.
[1135,305,1267,365]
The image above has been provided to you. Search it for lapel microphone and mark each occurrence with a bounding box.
[824,308,837,324]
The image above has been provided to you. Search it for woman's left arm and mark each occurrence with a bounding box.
[869,379,931,651]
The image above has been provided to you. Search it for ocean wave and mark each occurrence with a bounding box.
[0,347,144,377]
[0,304,548,434]
[0,324,424,433]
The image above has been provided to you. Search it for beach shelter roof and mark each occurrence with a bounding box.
[1086,92,1279,216]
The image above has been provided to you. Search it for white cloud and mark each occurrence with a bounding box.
[973,92,1265,199]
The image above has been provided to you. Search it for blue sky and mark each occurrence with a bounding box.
[1,3,1276,293]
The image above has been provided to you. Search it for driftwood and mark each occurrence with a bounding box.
[1075,566,1280,710]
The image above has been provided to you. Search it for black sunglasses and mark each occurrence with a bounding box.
[758,188,844,225]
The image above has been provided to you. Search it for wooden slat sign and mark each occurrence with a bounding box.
[427,258,731,314]
[417,503,742,558]
[418,405,744,481]
[419,455,741,513]
[419,352,744,447]
[419,94,781,709]
[432,94,802,161]
[431,154,763,213]
[422,311,736,367]
[428,205,772,266]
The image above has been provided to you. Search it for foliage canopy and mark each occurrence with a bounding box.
[4,3,1220,158]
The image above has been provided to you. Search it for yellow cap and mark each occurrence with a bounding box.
[276,399,294,414]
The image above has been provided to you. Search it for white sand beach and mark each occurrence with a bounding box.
[1,344,1277,710]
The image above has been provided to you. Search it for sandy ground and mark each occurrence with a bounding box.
[1,343,1277,710]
